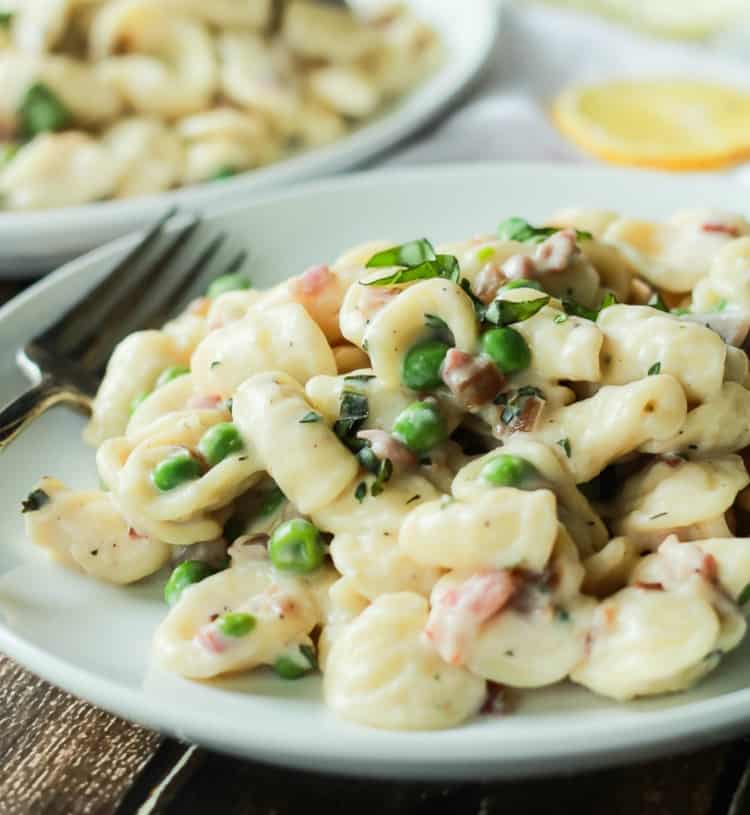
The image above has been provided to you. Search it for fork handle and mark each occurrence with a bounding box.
[0,379,93,451]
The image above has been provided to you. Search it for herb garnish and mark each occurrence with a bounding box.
[0,12,13,26]
[299,644,318,670]
[354,482,367,503]
[371,458,393,497]
[497,217,592,244]
[495,386,544,425]
[649,512,668,520]
[557,438,572,457]
[364,240,460,287]
[424,313,455,345]
[553,313,568,324]
[738,583,750,606]
[563,292,617,322]
[648,362,662,376]
[648,292,667,312]
[485,295,550,326]
[210,360,221,369]
[366,239,436,269]
[21,488,50,513]
[300,412,322,424]
[344,374,375,385]
[333,389,369,448]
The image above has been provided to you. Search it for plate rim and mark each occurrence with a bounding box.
[3,160,750,779]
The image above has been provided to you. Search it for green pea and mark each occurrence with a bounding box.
[164,560,215,606]
[392,401,448,455]
[129,391,150,415]
[480,327,531,374]
[269,519,325,574]
[18,83,71,138]
[152,450,202,492]
[258,485,286,517]
[197,422,244,467]
[218,612,256,638]
[499,279,543,292]
[206,272,252,298]
[480,454,535,487]
[273,645,317,680]
[401,340,450,390]
[156,365,190,389]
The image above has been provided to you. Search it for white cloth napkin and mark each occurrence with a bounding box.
[382,2,750,182]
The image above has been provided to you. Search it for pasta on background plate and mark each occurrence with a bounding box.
[0,0,441,210]
[22,208,750,730]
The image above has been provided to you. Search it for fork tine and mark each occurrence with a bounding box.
[39,208,178,353]
[70,215,202,365]
[139,233,230,330]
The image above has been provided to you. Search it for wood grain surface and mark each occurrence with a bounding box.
[2,284,750,815]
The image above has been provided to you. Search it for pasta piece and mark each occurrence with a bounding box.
[323,593,485,730]
[191,303,336,399]
[692,539,750,602]
[571,585,722,700]
[332,344,370,375]
[104,117,183,198]
[609,456,748,547]
[286,263,354,344]
[282,1,381,64]
[204,290,263,332]
[233,372,359,514]
[126,375,213,442]
[545,208,619,238]
[582,537,640,597]
[603,210,747,293]
[598,305,725,404]
[85,330,191,445]
[0,132,119,211]
[528,375,687,483]
[12,0,88,53]
[92,0,217,117]
[641,383,750,458]
[104,412,262,545]
[317,576,370,672]
[39,56,123,125]
[399,487,557,572]
[452,438,608,556]
[159,0,273,29]
[154,560,323,679]
[177,108,276,184]
[513,304,603,383]
[24,477,170,584]
[365,278,479,387]
[693,238,750,312]
[436,531,596,687]
[307,66,380,119]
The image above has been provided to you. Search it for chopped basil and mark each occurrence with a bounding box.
[649,512,668,520]
[557,438,571,457]
[562,292,617,322]
[485,295,550,326]
[357,445,380,474]
[354,481,367,503]
[370,458,393,498]
[459,277,488,321]
[258,485,286,518]
[406,494,421,505]
[366,239,436,269]
[364,254,460,287]
[299,643,318,670]
[648,362,662,376]
[21,488,50,513]
[299,412,322,424]
[210,360,221,369]
[424,313,455,345]
[0,11,12,27]
[553,313,568,324]
[648,292,667,312]
[343,374,375,384]
[738,583,750,606]
[497,217,592,244]
[333,390,368,446]
[495,386,544,425]
[555,607,571,622]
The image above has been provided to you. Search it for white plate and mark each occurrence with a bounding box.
[2,163,750,780]
[0,0,499,277]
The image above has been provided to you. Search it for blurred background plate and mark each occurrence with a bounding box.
[0,0,499,278]
[3,163,750,779]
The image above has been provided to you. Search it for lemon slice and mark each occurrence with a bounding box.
[552,80,750,171]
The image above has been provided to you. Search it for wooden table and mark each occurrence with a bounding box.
[2,279,750,815]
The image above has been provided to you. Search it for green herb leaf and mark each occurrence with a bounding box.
[371,458,393,497]
[648,362,662,376]
[557,438,572,457]
[424,313,455,345]
[715,298,728,312]
[648,292,667,312]
[0,11,13,27]
[299,411,322,424]
[366,239,436,269]
[738,583,750,606]
[555,607,571,622]
[354,481,367,503]
[485,295,550,326]
[671,307,691,316]
[343,374,375,384]
[258,485,286,518]
[364,254,460,287]
[21,488,50,513]
[553,313,568,324]
[299,643,318,671]
[563,292,618,322]
[357,445,380,474]
[599,292,617,311]
[494,386,545,426]
[333,390,368,443]
[459,277,487,322]
[211,165,236,181]
[497,217,592,244]
[18,83,71,139]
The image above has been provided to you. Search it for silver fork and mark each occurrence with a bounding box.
[0,209,247,451]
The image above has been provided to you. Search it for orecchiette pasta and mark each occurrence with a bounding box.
[25,213,750,730]
[0,1,439,210]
